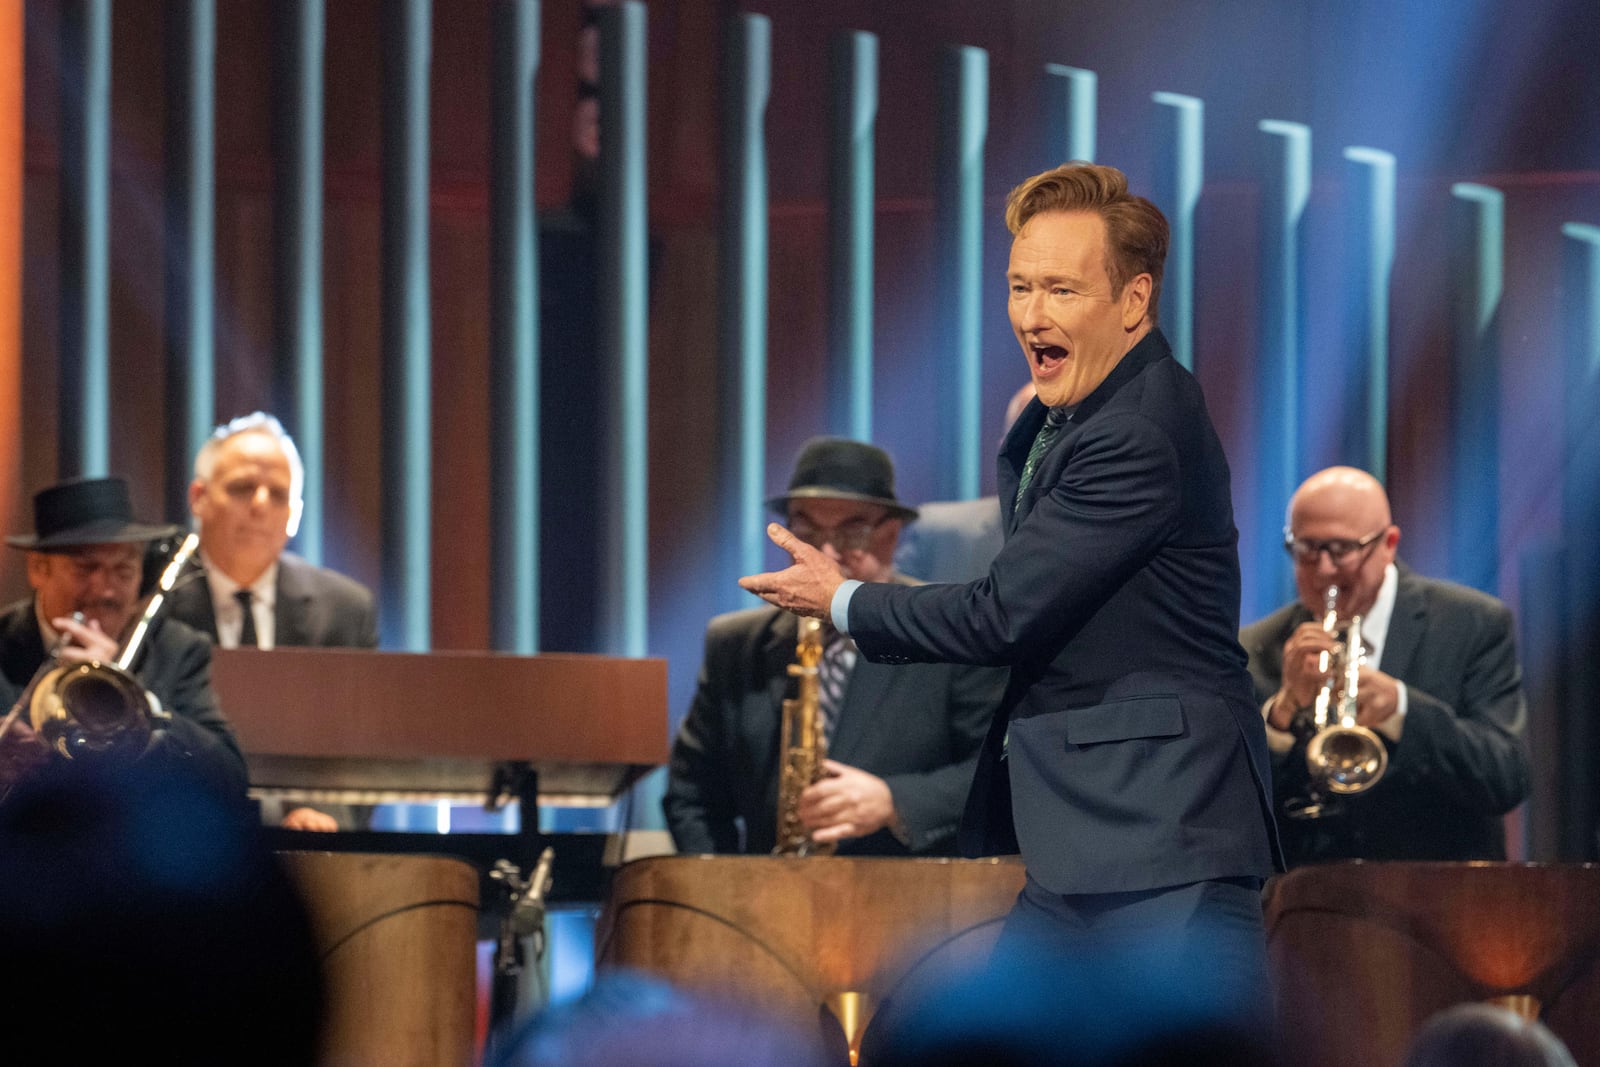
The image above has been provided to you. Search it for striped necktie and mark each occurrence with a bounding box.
[815,627,854,739]
[1014,407,1069,507]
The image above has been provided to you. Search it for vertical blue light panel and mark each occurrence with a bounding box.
[597,1,647,658]
[1341,147,1395,480]
[1253,120,1310,619]
[57,0,110,478]
[718,13,769,597]
[489,0,541,654]
[1151,92,1202,371]
[272,0,326,564]
[164,0,216,524]
[1043,64,1095,165]
[1559,221,1600,860]
[934,46,987,501]
[827,30,875,442]
[1448,183,1503,594]
[379,0,432,651]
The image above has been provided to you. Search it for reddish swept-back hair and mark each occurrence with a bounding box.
[1004,162,1169,326]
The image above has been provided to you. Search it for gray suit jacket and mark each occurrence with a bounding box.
[167,552,377,649]
[894,497,1004,584]
[664,594,1006,856]
[1240,565,1530,863]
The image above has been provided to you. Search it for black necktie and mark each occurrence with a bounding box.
[235,589,258,648]
[1015,407,1068,507]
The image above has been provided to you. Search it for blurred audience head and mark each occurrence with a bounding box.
[492,970,828,1067]
[0,758,324,1065]
[1401,1003,1576,1067]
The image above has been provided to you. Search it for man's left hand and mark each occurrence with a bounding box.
[798,760,895,843]
[738,523,845,619]
[1355,665,1401,727]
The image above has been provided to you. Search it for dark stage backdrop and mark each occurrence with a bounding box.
[11,0,1600,844]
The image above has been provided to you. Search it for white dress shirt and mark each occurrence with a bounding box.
[201,554,279,650]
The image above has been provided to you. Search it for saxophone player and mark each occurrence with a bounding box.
[664,438,1006,855]
[0,477,247,798]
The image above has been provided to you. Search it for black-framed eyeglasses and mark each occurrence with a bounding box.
[790,515,890,553]
[1283,526,1391,567]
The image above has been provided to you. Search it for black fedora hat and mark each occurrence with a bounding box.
[766,437,919,521]
[6,477,183,551]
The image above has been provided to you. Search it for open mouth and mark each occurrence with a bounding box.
[1031,344,1067,372]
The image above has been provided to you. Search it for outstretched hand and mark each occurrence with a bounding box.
[737,523,845,619]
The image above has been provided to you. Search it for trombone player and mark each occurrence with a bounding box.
[1240,466,1530,865]
[0,477,247,797]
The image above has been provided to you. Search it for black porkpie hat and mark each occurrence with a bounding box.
[5,477,183,551]
[765,437,919,521]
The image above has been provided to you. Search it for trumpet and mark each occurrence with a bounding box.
[24,533,199,762]
[1284,585,1389,820]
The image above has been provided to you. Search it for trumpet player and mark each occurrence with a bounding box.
[0,477,247,797]
[1241,466,1530,865]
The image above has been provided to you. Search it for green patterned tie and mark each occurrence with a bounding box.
[1014,407,1068,507]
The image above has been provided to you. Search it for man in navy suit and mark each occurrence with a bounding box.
[742,163,1280,1040]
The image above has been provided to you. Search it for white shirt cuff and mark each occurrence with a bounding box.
[831,580,862,635]
[1261,696,1296,754]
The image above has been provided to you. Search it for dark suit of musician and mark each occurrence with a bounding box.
[844,330,1279,894]
[665,593,1004,856]
[0,599,248,798]
[167,553,377,650]
[1241,564,1530,865]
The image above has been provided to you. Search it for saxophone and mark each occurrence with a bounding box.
[773,615,835,856]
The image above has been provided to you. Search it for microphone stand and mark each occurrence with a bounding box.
[483,846,555,1062]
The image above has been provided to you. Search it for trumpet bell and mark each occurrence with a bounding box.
[1306,723,1388,795]
[29,661,161,761]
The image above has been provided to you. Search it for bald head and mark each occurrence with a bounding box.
[1289,467,1392,532]
[1286,466,1400,619]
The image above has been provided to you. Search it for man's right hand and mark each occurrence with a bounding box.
[0,718,51,788]
[1270,621,1340,730]
[51,615,119,666]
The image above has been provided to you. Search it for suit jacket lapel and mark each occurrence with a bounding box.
[1378,568,1427,680]
[173,562,220,642]
[827,651,887,759]
[275,560,313,646]
[0,600,47,688]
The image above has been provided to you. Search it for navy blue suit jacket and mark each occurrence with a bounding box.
[847,329,1281,894]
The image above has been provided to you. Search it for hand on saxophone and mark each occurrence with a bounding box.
[50,614,119,666]
[799,759,896,844]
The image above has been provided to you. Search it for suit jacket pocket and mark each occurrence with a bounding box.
[1064,696,1184,746]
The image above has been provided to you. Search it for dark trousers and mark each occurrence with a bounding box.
[986,873,1273,1061]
